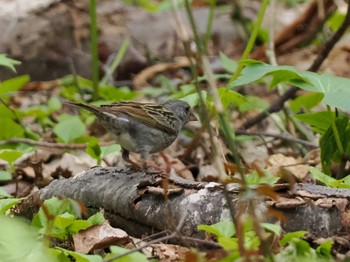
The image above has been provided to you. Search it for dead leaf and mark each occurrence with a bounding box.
[73,221,130,254]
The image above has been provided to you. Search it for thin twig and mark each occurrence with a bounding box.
[103,213,188,262]
[235,130,317,148]
[241,1,350,130]
[0,138,114,149]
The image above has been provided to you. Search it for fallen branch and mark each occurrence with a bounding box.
[39,166,350,239]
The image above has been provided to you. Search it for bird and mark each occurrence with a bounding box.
[64,100,197,170]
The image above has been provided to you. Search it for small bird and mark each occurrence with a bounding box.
[64,100,197,169]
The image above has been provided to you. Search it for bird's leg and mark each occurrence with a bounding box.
[159,151,172,175]
[122,149,142,170]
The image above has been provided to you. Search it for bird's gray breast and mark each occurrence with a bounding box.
[100,112,177,154]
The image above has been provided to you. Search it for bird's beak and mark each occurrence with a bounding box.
[189,111,198,121]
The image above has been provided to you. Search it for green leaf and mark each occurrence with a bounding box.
[86,140,101,159]
[245,170,279,185]
[0,54,21,72]
[230,60,309,89]
[56,247,102,262]
[316,240,333,258]
[53,115,86,143]
[327,12,346,31]
[0,215,57,262]
[68,220,93,234]
[230,60,350,111]
[0,187,11,198]
[0,149,23,164]
[218,236,238,251]
[309,167,339,188]
[100,144,121,158]
[220,52,237,73]
[99,86,135,101]
[218,88,246,109]
[197,220,235,238]
[238,96,269,112]
[294,111,332,134]
[106,246,148,262]
[260,222,281,236]
[0,75,30,102]
[280,231,307,246]
[290,92,324,112]
[0,198,22,214]
[0,118,25,140]
[87,212,105,225]
[299,71,350,112]
[0,171,12,182]
[54,212,76,229]
[179,90,206,108]
[319,116,349,174]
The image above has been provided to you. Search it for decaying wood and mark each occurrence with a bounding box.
[40,166,350,239]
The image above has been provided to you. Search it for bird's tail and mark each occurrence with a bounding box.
[63,100,103,116]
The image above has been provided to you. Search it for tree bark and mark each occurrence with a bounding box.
[40,166,350,238]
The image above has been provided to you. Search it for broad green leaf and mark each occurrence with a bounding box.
[218,88,246,109]
[55,248,102,262]
[0,187,11,197]
[87,212,105,225]
[245,170,279,185]
[54,213,76,229]
[0,54,21,72]
[319,116,349,174]
[280,231,307,246]
[180,90,206,108]
[0,149,23,164]
[309,167,339,188]
[197,220,235,238]
[220,52,237,73]
[299,71,350,111]
[230,60,350,111]
[238,96,269,112]
[86,140,101,159]
[68,220,93,234]
[218,236,238,251]
[0,198,22,213]
[33,197,79,228]
[327,12,346,31]
[294,111,332,134]
[107,246,148,262]
[100,144,121,158]
[99,86,135,101]
[53,115,86,143]
[230,60,309,89]
[0,171,12,182]
[290,92,324,112]
[0,215,57,262]
[0,75,30,101]
[316,240,333,258]
[0,118,25,139]
[260,222,281,236]
[0,105,17,119]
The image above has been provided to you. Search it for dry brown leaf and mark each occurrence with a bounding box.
[266,154,310,182]
[152,243,190,262]
[73,221,130,254]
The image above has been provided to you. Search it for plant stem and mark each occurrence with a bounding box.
[100,37,130,86]
[204,0,216,52]
[228,0,270,87]
[327,106,344,155]
[89,0,99,100]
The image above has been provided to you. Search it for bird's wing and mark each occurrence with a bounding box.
[101,102,178,134]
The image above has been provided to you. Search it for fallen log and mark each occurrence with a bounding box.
[40,166,350,238]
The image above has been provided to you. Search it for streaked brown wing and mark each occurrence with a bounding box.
[101,102,177,134]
